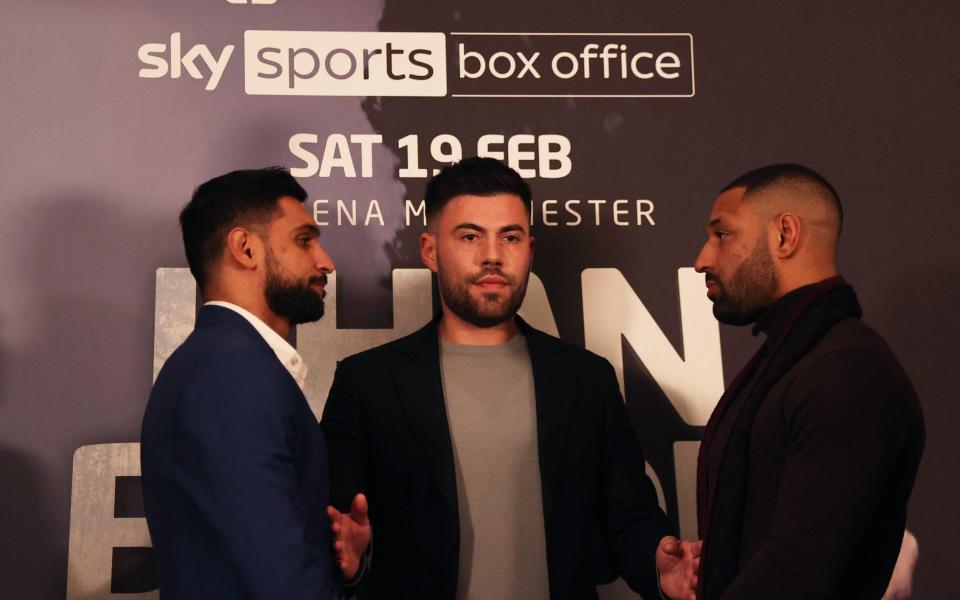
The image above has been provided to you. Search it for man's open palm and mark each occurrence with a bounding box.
[656,536,702,600]
[327,493,371,580]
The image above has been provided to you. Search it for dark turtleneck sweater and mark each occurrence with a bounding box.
[705,283,925,599]
[705,284,816,494]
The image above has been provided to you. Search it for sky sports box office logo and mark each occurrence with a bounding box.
[139,31,695,97]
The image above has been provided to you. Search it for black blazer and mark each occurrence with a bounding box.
[142,306,342,600]
[321,317,672,599]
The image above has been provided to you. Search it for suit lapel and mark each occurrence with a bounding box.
[391,320,459,514]
[522,318,575,524]
[389,317,577,522]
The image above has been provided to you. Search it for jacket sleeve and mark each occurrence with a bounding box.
[320,358,371,594]
[176,351,342,600]
[721,349,921,599]
[320,358,367,512]
[596,357,675,598]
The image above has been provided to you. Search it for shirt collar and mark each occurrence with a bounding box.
[203,301,308,391]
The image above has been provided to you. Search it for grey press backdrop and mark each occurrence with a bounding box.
[1,1,959,598]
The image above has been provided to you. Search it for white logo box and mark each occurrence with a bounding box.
[244,30,447,96]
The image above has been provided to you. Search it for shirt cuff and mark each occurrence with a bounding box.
[657,563,668,600]
[342,535,372,588]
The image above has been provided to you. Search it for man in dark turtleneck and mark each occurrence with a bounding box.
[692,164,924,600]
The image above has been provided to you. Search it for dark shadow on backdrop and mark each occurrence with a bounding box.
[0,445,62,598]
[871,265,958,600]
[0,193,178,598]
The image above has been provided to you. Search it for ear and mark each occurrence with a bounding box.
[420,231,438,273]
[225,227,262,270]
[773,213,802,258]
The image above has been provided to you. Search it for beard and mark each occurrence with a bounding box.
[708,236,778,326]
[437,257,530,329]
[264,249,326,325]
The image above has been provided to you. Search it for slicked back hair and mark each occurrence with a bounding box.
[723,163,843,235]
[179,166,306,290]
[424,157,532,225]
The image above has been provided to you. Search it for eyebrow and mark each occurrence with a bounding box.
[293,223,321,237]
[452,222,527,234]
[708,217,724,228]
[453,222,484,232]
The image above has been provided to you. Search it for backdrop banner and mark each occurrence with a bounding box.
[1,1,957,598]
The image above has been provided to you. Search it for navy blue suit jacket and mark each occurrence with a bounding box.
[142,305,341,600]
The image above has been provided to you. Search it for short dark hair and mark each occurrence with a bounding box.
[179,167,307,289]
[722,163,843,233]
[424,157,532,222]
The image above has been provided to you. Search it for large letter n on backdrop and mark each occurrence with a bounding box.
[582,268,723,426]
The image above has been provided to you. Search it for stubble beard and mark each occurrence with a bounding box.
[709,237,779,326]
[263,248,327,325]
[437,256,530,329]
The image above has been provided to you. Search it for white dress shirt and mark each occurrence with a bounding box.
[204,301,309,391]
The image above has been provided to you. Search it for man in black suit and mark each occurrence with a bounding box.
[322,157,700,599]
[693,164,924,599]
[142,167,370,599]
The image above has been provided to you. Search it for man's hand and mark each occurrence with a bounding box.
[327,493,371,580]
[656,535,702,600]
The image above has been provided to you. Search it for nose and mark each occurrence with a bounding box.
[693,241,711,273]
[479,235,503,268]
[314,242,335,274]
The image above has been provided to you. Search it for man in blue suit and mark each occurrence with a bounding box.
[142,167,370,599]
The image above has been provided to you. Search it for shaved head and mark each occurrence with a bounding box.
[695,163,844,320]
[724,163,842,253]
